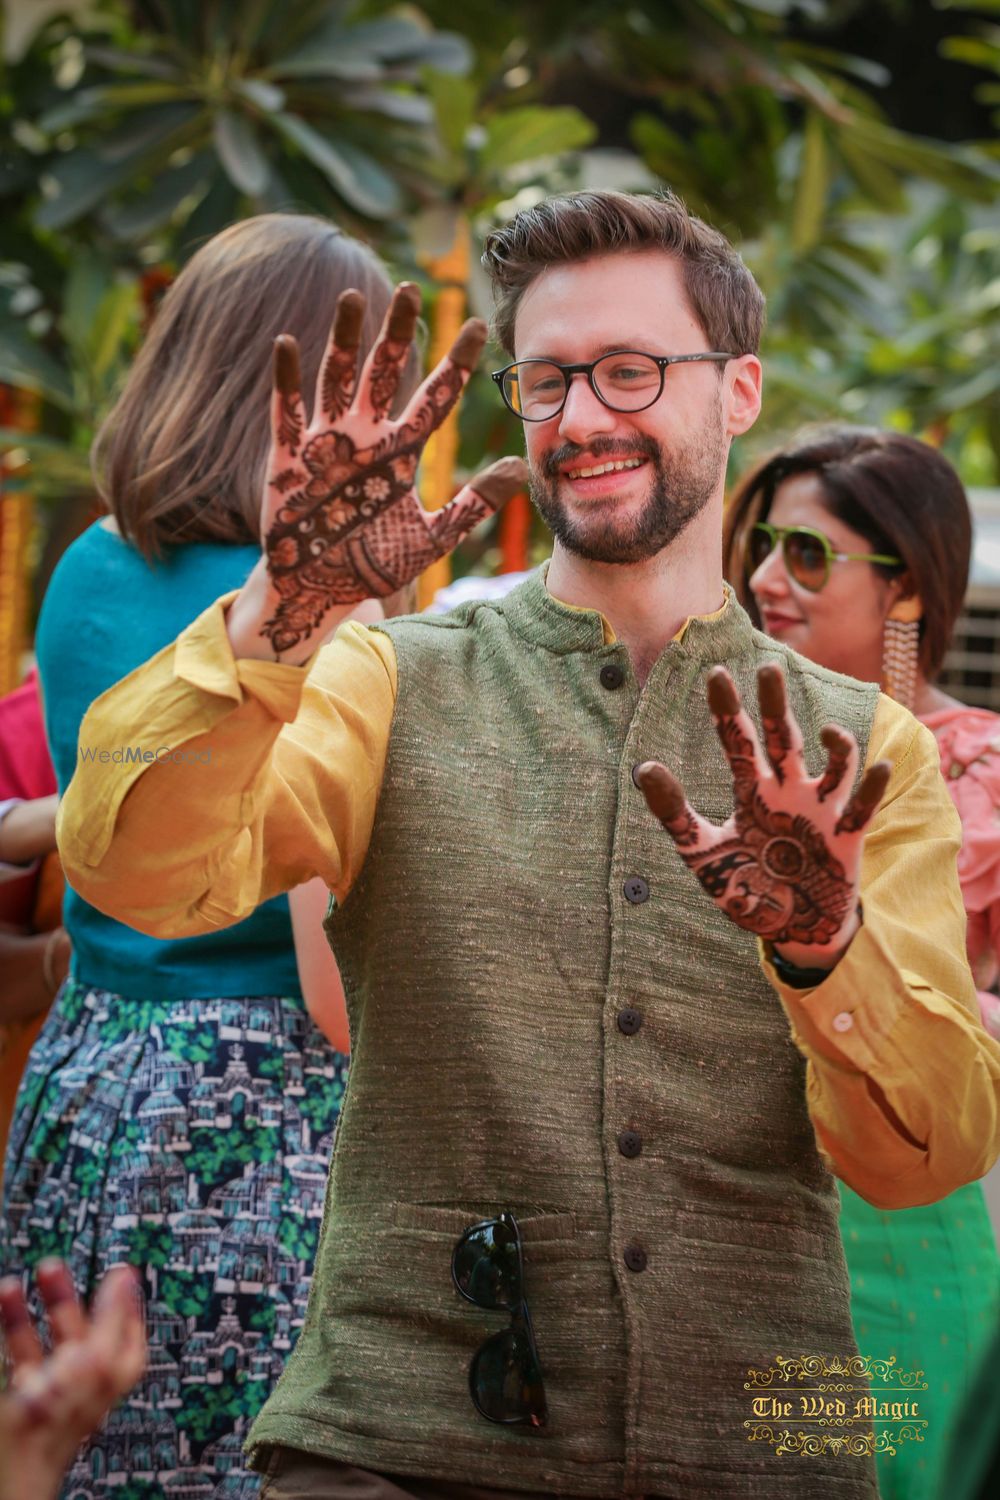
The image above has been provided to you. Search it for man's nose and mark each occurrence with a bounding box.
[557,374,617,443]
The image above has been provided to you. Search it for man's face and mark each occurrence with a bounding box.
[513,251,733,566]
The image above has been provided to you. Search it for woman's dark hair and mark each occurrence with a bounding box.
[723,425,973,679]
[93,213,413,559]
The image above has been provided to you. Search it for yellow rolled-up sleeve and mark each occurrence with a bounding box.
[762,694,1000,1208]
[57,591,397,938]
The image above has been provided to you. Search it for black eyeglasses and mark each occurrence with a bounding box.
[451,1212,547,1428]
[748,522,902,594]
[491,349,735,422]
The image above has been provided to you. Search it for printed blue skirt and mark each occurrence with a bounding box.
[1,978,348,1500]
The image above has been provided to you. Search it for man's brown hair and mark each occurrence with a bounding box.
[93,213,410,558]
[481,189,765,358]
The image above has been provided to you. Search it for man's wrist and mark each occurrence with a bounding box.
[770,904,863,986]
[225,564,353,666]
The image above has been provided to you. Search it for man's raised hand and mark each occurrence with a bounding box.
[259,281,526,655]
[635,664,891,968]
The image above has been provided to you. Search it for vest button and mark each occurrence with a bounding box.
[600,663,624,690]
[617,1007,642,1036]
[623,1244,647,1273]
[623,875,650,904]
[617,1129,642,1158]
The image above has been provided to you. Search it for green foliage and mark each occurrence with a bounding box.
[126,1221,174,1269]
[13,1,469,248]
[163,1024,216,1064]
[176,1369,268,1446]
[159,1267,214,1320]
[278,1213,320,1265]
[3,0,1000,606]
[300,1070,344,1131]
[248,1298,278,1337]
[185,1121,280,1185]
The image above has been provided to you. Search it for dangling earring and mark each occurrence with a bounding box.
[882,596,922,710]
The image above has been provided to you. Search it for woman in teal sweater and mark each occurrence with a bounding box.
[0,214,409,1499]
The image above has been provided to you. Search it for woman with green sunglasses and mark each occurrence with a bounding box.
[724,424,1000,1500]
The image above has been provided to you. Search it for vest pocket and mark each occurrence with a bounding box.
[674,1205,828,1261]
[392,1202,576,1243]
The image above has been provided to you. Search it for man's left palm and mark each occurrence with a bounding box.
[636,664,891,962]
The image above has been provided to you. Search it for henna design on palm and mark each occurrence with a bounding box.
[258,283,526,655]
[636,664,891,952]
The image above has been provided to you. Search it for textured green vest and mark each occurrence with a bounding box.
[248,572,880,1499]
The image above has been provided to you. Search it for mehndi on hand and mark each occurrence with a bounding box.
[635,664,891,960]
[260,281,526,654]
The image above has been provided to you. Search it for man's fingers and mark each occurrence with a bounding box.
[92,1266,147,1393]
[706,666,739,718]
[816,724,858,804]
[271,334,307,462]
[463,456,528,511]
[357,282,422,421]
[425,459,527,558]
[634,761,709,850]
[705,667,762,794]
[835,759,891,835]
[35,1259,86,1347]
[395,317,488,446]
[757,663,805,785]
[0,1276,43,1368]
[448,317,489,373]
[316,288,365,422]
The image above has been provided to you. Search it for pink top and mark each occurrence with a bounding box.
[922,704,1000,1036]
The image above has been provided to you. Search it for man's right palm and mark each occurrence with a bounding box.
[260,282,525,654]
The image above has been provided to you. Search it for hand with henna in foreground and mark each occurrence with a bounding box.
[635,663,892,973]
[0,1261,146,1500]
[227,281,527,663]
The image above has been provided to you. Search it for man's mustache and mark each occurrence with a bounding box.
[538,434,660,480]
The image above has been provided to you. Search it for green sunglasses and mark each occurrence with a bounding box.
[748,521,902,594]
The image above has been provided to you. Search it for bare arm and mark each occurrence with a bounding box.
[290,878,350,1054]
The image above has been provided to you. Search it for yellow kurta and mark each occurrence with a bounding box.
[57,589,1000,1211]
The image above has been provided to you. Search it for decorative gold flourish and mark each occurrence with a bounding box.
[745,1424,926,1457]
[744,1354,927,1389]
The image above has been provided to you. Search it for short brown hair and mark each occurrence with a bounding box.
[94,214,407,558]
[481,189,765,357]
[723,425,973,679]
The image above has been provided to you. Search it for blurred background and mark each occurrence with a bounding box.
[1,0,999,697]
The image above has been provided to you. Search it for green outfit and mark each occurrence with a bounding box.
[247,576,881,1498]
[840,1164,1000,1497]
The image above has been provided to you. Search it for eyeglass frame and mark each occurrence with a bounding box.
[749,521,903,593]
[490,349,736,421]
[451,1210,547,1428]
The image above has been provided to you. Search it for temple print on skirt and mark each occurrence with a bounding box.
[1,981,348,1499]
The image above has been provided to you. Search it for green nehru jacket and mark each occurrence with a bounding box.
[247,573,879,1498]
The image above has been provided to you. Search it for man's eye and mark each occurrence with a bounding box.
[525,376,564,396]
[604,362,656,386]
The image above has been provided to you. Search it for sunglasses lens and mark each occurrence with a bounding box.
[748,525,775,572]
[784,531,828,591]
[453,1219,521,1310]
[469,1326,547,1427]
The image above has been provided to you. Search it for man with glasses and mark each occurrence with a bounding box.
[58,191,999,1500]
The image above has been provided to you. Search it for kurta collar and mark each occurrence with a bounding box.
[499,564,756,665]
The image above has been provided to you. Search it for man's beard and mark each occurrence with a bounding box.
[528,400,726,565]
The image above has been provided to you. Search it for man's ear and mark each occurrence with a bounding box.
[726,355,762,437]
